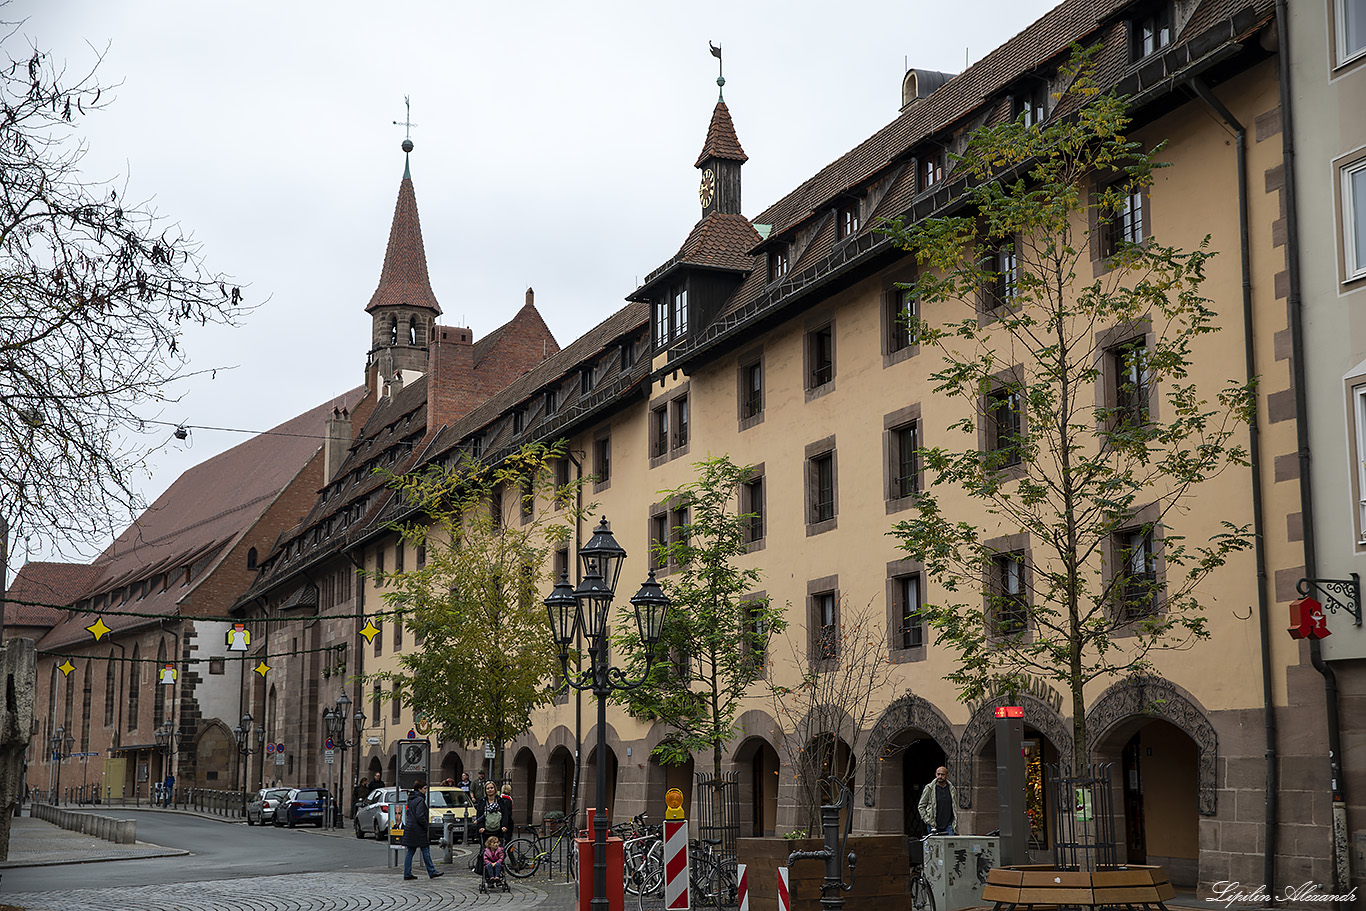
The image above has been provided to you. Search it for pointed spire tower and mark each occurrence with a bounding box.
[695,45,747,218]
[366,136,443,387]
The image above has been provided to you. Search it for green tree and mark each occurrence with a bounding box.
[883,48,1254,773]
[613,455,785,779]
[369,441,585,779]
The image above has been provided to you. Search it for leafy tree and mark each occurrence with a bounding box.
[883,48,1254,772]
[613,455,785,779]
[0,33,245,570]
[369,441,585,780]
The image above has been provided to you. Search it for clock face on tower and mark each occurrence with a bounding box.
[699,168,716,208]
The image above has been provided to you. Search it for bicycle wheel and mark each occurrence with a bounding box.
[910,871,936,911]
[715,856,738,907]
[625,841,664,895]
[504,837,539,878]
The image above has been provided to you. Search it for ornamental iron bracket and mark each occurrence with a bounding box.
[1296,573,1362,626]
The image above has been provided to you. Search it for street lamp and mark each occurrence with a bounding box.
[154,721,185,807]
[233,713,259,815]
[49,725,73,805]
[544,517,669,911]
[323,692,357,828]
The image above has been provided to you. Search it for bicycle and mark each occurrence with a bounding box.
[504,815,580,880]
[909,831,938,911]
[688,837,738,908]
[623,829,664,895]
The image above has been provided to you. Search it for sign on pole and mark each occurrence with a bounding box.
[324,749,335,765]
[396,739,430,791]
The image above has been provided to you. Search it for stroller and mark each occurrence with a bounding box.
[479,838,511,894]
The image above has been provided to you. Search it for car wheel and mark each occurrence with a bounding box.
[375,822,383,840]
[247,813,256,826]
[354,820,365,839]
[288,815,296,828]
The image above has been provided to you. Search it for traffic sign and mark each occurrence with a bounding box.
[276,742,285,753]
[275,755,285,766]
[325,737,335,750]
[324,750,335,765]
[367,737,381,745]
[484,742,495,759]
[266,743,276,754]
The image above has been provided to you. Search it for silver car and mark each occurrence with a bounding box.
[354,787,408,840]
[246,787,291,826]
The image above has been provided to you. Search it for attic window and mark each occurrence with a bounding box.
[620,338,638,371]
[1131,4,1172,59]
[545,387,559,417]
[653,283,689,349]
[836,200,861,240]
[1014,84,1046,128]
[471,435,485,458]
[769,245,791,282]
[920,151,945,192]
[513,410,525,435]
[581,365,596,394]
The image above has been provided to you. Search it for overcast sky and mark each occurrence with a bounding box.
[11,0,1059,567]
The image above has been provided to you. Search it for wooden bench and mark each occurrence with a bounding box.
[981,865,1175,910]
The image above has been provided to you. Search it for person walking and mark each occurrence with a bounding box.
[402,779,444,880]
[917,766,958,835]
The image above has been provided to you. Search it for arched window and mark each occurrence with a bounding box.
[247,547,258,570]
[388,316,398,345]
[153,641,167,726]
[128,645,141,731]
[408,317,417,345]
[104,654,116,727]
[81,664,93,752]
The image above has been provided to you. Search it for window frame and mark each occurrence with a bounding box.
[985,544,1031,640]
[883,278,920,366]
[804,317,836,400]
[887,556,928,663]
[980,372,1026,473]
[737,348,765,430]
[648,383,691,467]
[1130,3,1173,61]
[593,431,612,492]
[836,198,861,240]
[1341,155,1366,283]
[769,245,791,282]
[884,403,923,514]
[919,149,946,193]
[1014,83,1047,128]
[807,576,840,665]
[1345,372,1366,549]
[742,593,770,679]
[1335,0,1366,68]
[741,464,766,552]
[805,436,838,536]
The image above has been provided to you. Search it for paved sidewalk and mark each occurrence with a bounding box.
[0,815,188,868]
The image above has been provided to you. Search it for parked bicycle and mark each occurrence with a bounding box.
[621,817,664,896]
[908,831,938,911]
[504,815,580,880]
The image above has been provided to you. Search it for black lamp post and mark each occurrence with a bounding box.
[325,692,356,828]
[544,517,670,911]
[154,720,185,807]
[233,713,258,815]
[50,725,72,805]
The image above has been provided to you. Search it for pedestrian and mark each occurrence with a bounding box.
[483,835,505,884]
[475,780,513,872]
[366,771,384,797]
[917,766,958,836]
[458,772,472,794]
[164,774,175,807]
[401,779,443,880]
[501,782,513,809]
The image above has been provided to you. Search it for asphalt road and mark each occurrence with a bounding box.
[1,810,399,891]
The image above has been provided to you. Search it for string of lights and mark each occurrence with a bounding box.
[1,595,400,624]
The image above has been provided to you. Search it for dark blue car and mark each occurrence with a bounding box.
[273,787,329,828]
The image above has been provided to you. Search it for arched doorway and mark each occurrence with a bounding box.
[512,747,538,825]
[585,743,619,822]
[1101,719,1201,886]
[899,737,947,837]
[547,745,575,821]
[734,737,780,836]
[438,750,463,785]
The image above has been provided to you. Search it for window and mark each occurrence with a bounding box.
[890,421,920,500]
[544,387,559,417]
[1131,4,1171,59]
[813,590,838,661]
[553,547,570,580]
[1345,158,1366,281]
[391,683,401,724]
[650,512,670,571]
[416,545,426,570]
[554,457,570,501]
[581,365,596,394]
[393,613,403,650]
[1104,182,1146,256]
[654,284,689,348]
[372,683,381,722]
[989,242,1018,308]
[655,296,669,347]
[651,405,669,458]
[471,434,484,459]
[620,337,639,371]
[104,657,115,726]
[512,410,525,435]
[672,284,688,340]
[896,574,924,649]
[742,473,765,546]
[670,506,690,564]
[886,284,918,355]
[836,200,861,239]
[672,395,689,449]
[374,617,383,656]
[992,552,1028,636]
[806,438,838,534]
[743,597,769,676]
[521,473,535,520]
[490,487,503,528]
[1339,0,1366,64]
[769,245,790,281]
[1357,385,1366,541]
[395,543,405,574]
[1113,339,1150,427]
[986,386,1024,468]
[808,325,834,389]
[1115,527,1158,621]
[740,359,764,422]
[1015,84,1046,128]
[127,645,140,729]
[593,434,611,488]
[920,151,945,192]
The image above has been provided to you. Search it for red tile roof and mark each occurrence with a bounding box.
[3,562,100,629]
[365,175,443,315]
[695,101,748,167]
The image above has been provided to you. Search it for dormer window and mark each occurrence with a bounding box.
[769,245,791,282]
[544,387,559,417]
[512,410,525,435]
[920,151,945,192]
[621,337,639,371]
[581,365,596,394]
[1014,84,1046,128]
[653,283,689,349]
[837,200,861,240]
[1131,4,1172,59]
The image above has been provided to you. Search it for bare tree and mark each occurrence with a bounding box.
[768,597,895,835]
[0,29,246,575]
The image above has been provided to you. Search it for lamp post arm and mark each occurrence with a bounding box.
[556,650,601,693]
[604,648,657,692]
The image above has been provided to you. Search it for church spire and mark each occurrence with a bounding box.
[365,140,442,316]
[695,44,746,218]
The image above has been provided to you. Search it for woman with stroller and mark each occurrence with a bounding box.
[475,780,513,873]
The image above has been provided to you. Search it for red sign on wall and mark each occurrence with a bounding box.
[1287,597,1331,640]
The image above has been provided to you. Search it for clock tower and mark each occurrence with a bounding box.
[695,75,747,218]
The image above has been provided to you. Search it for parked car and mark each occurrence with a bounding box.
[424,785,477,843]
[246,787,292,826]
[353,787,408,840]
[273,787,330,828]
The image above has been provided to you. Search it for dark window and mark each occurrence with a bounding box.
[743,600,768,674]
[471,435,484,459]
[545,387,559,417]
[393,613,403,650]
[891,423,919,499]
[1104,182,1146,255]
[104,658,115,726]
[1113,339,1150,427]
[672,284,688,340]
[127,645,140,730]
[372,684,381,721]
[769,246,790,281]
[555,457,570,492]
[416,545,426,570]
[837,200,861,239]
[987,387,1024,467]
[742,361,763,419]
[391,684,401,723]
[992,553,1028,636]
[553,547,570,580]
[809,325,834,388]
[670,507,690,565]
[920,151,945,192]
[594,435,611,484]
[581,365,596,394]
[491,488,503,528]
[811,453,835,523]
[1015,85,1046,127]
[620,337,638,371]
[672,395,689,449]
[990,242,1019,307]
[897,574,924,649]
[651,405,669,458]
[395,543,405,574]
[888,285,918,353]
[512,410,525,435]
[742,475,765,544]
[521,474,535,520]
[1132,5,1172,59]
[650,513,669,571]
[815,592,838,660]
[1116,527,1158,621]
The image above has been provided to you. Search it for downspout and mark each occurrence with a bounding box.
[1272,1,1348,890]
[1187,77,1277,894]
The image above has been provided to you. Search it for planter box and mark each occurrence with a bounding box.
[739,836,908,911]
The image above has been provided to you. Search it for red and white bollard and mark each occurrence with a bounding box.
[737,863,749,911]
[664,818,690,911]
[777,866,790,911]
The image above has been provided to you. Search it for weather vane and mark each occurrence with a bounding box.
[709,42,725,100]
[393,95,418,152]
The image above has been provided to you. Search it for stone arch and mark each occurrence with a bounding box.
[958,694,1072,809]
[1086,674,1218,815]
[861,694,958,807]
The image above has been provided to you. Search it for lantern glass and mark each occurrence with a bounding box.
[574,571,614,642]
[579,518,627,596]
[544,571,580,646]
[629,569,671,647]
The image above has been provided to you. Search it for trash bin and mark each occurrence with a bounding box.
[924,835,1001,911]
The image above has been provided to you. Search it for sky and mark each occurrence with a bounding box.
[9,0,1059,567]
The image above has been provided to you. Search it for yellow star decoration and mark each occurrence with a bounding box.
[254,660,271,677]
[58,659,75,677]
[86,617,112,641]
[359,618,381,644]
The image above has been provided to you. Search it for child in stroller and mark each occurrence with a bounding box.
[481,835,508,892]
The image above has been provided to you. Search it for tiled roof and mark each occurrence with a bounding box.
[3,562,100,629]
[695,101,748,167]
[630,213,762,300]
[365,174,443,315]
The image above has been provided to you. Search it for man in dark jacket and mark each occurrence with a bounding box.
[402,779,444,880]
